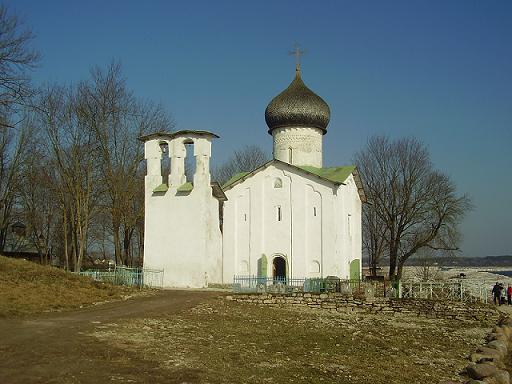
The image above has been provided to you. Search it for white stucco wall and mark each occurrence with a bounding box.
[142,131,362,287]
[143,133,223,288]
[272,127,323,167]
[222,162,362,282]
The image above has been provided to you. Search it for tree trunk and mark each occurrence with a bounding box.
[0,227,6,252]
[113,222,122,266]
[137,228,144,267]
[388,250,397,280]
[397,263,404,280]
[63,209,69,271]
[370,257,377,277]
[123,227,135,267]
[123,232,130,267]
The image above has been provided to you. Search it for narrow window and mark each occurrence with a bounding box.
[244,213,247,222]
[184,139,195,182]
[274,178,282,188]
[159,142,170,184]
[288,147,293,163]
[277,206,282,222]
[348,214,352,236]
[313,207,317,217]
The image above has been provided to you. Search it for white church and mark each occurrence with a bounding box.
[140,64,366,288]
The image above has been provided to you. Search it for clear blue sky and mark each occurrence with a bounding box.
[8,0,512,258]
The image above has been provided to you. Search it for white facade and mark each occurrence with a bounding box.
[221,161,362,281]
[141,129,363,287]
[142,131,223,288]
[141,71,364,288]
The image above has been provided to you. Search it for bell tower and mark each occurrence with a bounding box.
[139,130,224,288]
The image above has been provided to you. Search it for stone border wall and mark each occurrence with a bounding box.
[462,317,512,384]
[226,292,500,322]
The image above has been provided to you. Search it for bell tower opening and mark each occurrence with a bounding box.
[159,141,169,184]
[184,139,195,183]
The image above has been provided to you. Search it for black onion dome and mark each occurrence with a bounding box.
[265,70,330,135]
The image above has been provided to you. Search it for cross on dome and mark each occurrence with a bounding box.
[289,43,305,74]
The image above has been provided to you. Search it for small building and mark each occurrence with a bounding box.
[140,65,365,287]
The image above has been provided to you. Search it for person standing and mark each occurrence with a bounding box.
[507,285,512,305]
[492,282,502,305]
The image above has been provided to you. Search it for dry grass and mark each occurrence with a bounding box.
[0,255,137,317]
[92,297,490,384]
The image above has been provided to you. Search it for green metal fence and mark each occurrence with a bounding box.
[233,275,389,296]
[79,267,164,288]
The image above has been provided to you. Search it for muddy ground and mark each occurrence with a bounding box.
[0,289,498,384]
[0,290,219,384]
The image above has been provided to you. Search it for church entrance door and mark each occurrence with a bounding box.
[272,256,286,282]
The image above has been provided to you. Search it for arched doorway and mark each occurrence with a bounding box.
[273,256,286,281]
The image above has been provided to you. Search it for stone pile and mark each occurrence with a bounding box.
[226,292,500,322]
[463,316,512,384]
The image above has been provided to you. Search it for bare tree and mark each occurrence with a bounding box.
[363,202,387,277]
[82,62,173,266]
[37,84,100,271]
[412,250,441,282]
[213,144,269,185]
[18,138,60,264]
[354,136,471,280]
[0,117,29,250]
[0,5,39,126]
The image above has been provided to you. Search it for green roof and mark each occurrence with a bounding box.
[298,165,356,184]
[221,161,358,192]
[177,182,193,193]
[222,172,250,188]
[153,183,168,193]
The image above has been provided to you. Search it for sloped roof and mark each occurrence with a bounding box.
[298,165,356,184]
[211,182,227,201]
[153,183,169,193]
[222,172,250,188]
[138,130,219,142]
[221,159,366,202]
[152,181,227,201]
[177,182,193,193]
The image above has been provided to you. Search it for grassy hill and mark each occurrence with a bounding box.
[0,255,135,317]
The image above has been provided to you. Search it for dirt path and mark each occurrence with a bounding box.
[0,290,221,384]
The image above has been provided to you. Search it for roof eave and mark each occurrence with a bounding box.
[138,130,219,142]
[351,168,367,203]
[222,159,344,192]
